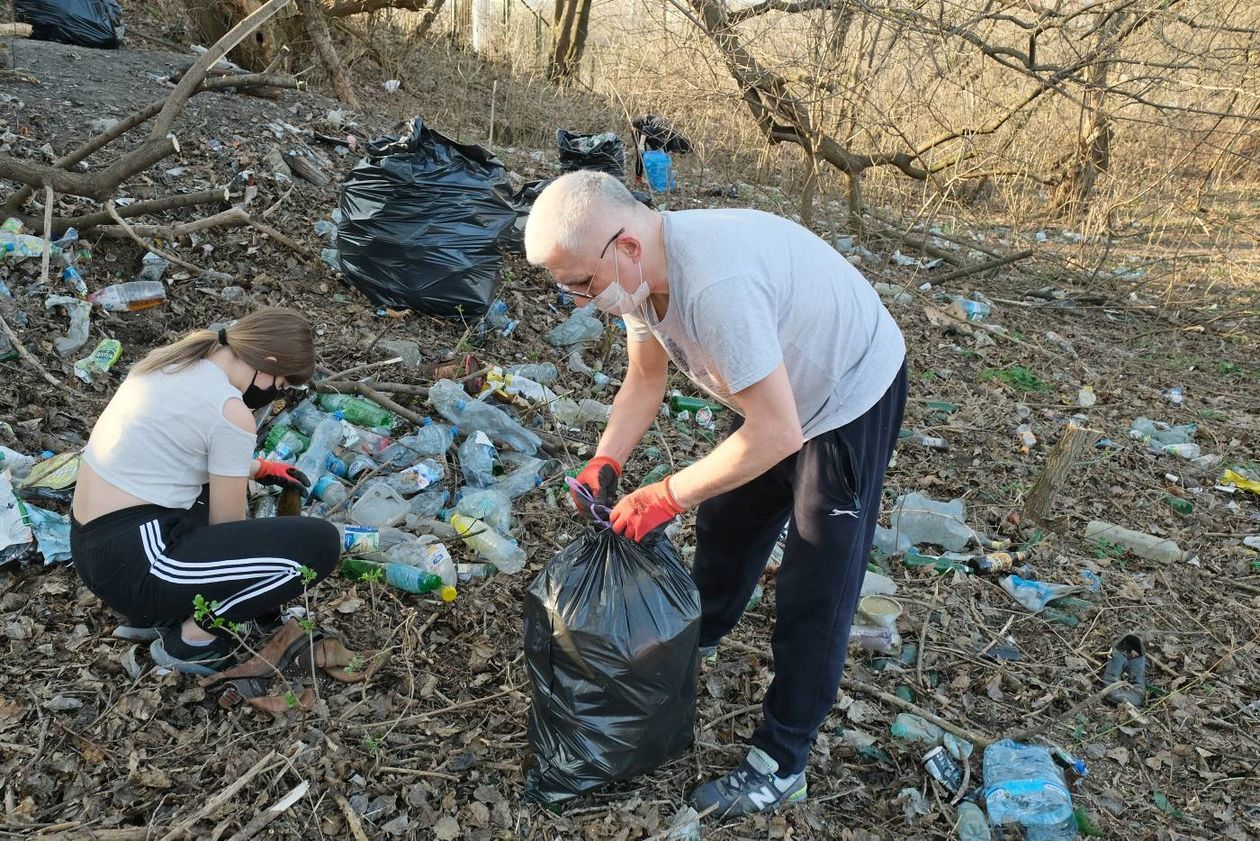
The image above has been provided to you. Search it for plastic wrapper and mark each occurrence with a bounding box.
[335,117,519,317]
[0,470,35,566]
[524,526,700,805]
[15,0,123,49]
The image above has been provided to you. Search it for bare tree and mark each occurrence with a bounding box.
[548,0,594,84]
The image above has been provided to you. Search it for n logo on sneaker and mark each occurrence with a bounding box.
[746,786,779,812]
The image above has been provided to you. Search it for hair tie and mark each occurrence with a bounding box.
[218,328,229,346]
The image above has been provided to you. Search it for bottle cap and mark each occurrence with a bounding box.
[437,585,458,602]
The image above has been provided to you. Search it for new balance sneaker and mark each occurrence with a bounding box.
[690,747,807,818]
[149,627,238,676]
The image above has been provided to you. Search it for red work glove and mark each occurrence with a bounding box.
[253,460,311,493]
[610,477,685,542]
[571,455,621,518]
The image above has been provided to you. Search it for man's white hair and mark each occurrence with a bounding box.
[524,170,643,264]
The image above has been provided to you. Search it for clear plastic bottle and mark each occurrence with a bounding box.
[0,446,37,480]
[493,463,545,499]
[349,425,394,459]
[317,394,396,429]
[458,432,498,488]
[544,306,604,346]
[384,421,456,463]
[294,418,342,486]
[287,399,328,436]
[428,379,541,455]
[848,623,900,653]
[351,482,409,527]
[889,492,974,551]
[408,489,448,519]
[382,459,445,496]
[453,488,512,533]
[450,512,526,574]
[1000,574,1081,612]
[505,363,558,384]
[312,474,348,507]
[1083,520,1184,563]
[88,281,166,312]
[387,535,458,586]
[955,801,992,841]
[340,557,456,601]
[982,740,1076,840]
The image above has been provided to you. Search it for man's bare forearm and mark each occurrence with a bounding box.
[596,373,667,466]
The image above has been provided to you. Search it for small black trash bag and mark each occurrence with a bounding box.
[15,0,123,49]
[524,527,700,805]
[336,117,519,317]
[556,129,626,179]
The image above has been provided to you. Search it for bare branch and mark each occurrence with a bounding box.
[326,0,426,15]
[727,0,835,25]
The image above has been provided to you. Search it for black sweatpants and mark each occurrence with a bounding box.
[71,488,340,627]
[692,362,907,775]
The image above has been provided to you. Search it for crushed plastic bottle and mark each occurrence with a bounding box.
[887,492,975,552]
[264,425,309,456]
[553,397,610,426]
[494,457,559,499]
[848,622,900,653]
[351,482,409,528]
[44,296,92,356]
[955,801,993,841]
[453,488,512,533]
[458,431,498,488]
[1016,423,1037,452]
[889,712,973,760]
[317,393,395,429]
[949,297,992,322]
[294,418,342,487]
[544,305,604,346]
[428,379,540,455]
[505,363,558,384]
[385,421,456,462]
[982,740,1077,840]
[61,265,88,297]
[382,460,444,496]
[1128,417,1195,455]
[450,512,526,574]
[0,446,37,480]
[137,252,169,283]
[73,338,123,384]
[1000,574,1084,612]
[88,281,166,312]
[1083,520,1184,563]
[1077,386,1097,408]
[386,534,458,586]
[311,474,348,507]
[408,489,448,519]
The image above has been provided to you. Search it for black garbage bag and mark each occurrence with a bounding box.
[524,527,700,805]
[556,129,626,179]
[336,117,519,317]
[15,0,123,49]
[631,114,692,180]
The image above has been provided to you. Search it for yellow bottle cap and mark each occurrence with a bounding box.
[438,585,458,602]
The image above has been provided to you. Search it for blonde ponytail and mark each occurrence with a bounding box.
[134,307,316,383]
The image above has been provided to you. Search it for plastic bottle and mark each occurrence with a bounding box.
[73,338,122,384]
[459,432,498,488]
[294,418,342,486]
[311,475,348,507]
[385,421,456,462]
[955,801,992,841]
[264,425,310,456]
[0,446,37,480]
[544,305,604,347]
[848,623,900,653]
[909,432,950,450]
[346,454,379,480]
[1000,574,1082,612]
[408,489,448,519]
[340,557,456,601]
[982,740,1076,840]
[387,535,458,587]
[1083,520,1184,563]
[505,363,558,384]
[137,252,169,283]
[669,395,723,414]
[1129,417,1195,448]
[889,492,974,551]
[494,458,559,499]
[286,400,328,436]
[454,488,513,534]
[1016,424,1037,451]
[890,713,974,760]
[949,297,992,322]
[349,425,394,459]
[88,281,166,312]
[428,379,541,455]
[335,524,381,555]
[351,482,409,527]
[380,460,444,496]
[450,512,526,574]
[317,394,395,430]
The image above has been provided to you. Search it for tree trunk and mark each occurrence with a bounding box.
[1022,422,1104,530]
[294,0,360,107]
[179,0,278,71]
[546,0,592,84]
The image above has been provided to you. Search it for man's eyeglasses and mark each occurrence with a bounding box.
[556,227,625,296]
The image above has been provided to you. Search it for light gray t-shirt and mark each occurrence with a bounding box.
[623,209,905,439]
[83,359,255,509]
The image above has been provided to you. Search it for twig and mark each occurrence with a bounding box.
[332,790,371,841]
[338,686,520,730]
[0,312,70,392]
[316,379,427,426]
[39,186,53,289]
[93,207,251,240]
[1005,681,1129,744]
[156,750,278,841]
[927,249,1035,285]
[246,215,313,257]
[327,357,403,381]
[375,766,460,781]
[104,201,230,282]
[916,580,939,688]
[224,780,309,841]
[19,187,231,235]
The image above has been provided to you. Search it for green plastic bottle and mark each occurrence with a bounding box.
[341,557,457,601]
[668,395,723,414]
[317,394,395,429]
[263,424,309,455]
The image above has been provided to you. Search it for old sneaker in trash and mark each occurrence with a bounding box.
[690,747,807,817]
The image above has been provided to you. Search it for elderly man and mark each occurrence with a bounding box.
[523,170,907,816]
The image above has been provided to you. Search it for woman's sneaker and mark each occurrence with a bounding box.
[690,747,807,817]
[150,627,238,676]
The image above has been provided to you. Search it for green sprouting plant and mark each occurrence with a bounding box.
[285,690,300,710]
[299,617,317,633]
[298,565,317,586]
[981,365,1051,393]
[192,594,220,624]
[361,565,384,583]
[361,735,382,755]
[345,653,366,675]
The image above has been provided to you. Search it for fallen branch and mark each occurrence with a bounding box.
[0,23,32,37]
[1022,421,1103,528]
[17,187,231,236]
[156,750,278,841]
[39,186,53,289]
[90,207,252,240]
[316,379,427,426]
[246,216,313,257]
[1006,681,1129,744]
[223,780,310,841]
[105,201,231,282]
[332,790,371,841]
[0,312,70,392]
[296,0,360,108]
[928,249,1036,285]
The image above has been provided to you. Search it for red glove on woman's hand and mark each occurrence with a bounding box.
[253,460,311,493]
[610,477,685,542]
[572,455,621,518]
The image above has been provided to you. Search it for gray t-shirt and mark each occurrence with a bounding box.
[623,209,905,439]
[83,359,255,509]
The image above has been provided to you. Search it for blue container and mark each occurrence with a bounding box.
[642,150,675,192]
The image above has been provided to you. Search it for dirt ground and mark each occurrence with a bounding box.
[2,33,1259,841]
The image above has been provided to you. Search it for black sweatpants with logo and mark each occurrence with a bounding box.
[691,362,907,775]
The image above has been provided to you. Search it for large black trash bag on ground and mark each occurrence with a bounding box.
[524,527,700,805]
[15,0,123,49]
[556,129,626,179]
[336,117,519,317]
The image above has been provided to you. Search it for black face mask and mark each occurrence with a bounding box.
[241,371,281,409]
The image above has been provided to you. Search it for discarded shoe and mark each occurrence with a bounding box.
[1102,633,1147,706]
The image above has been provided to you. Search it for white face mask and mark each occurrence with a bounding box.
[590,252,649,316]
